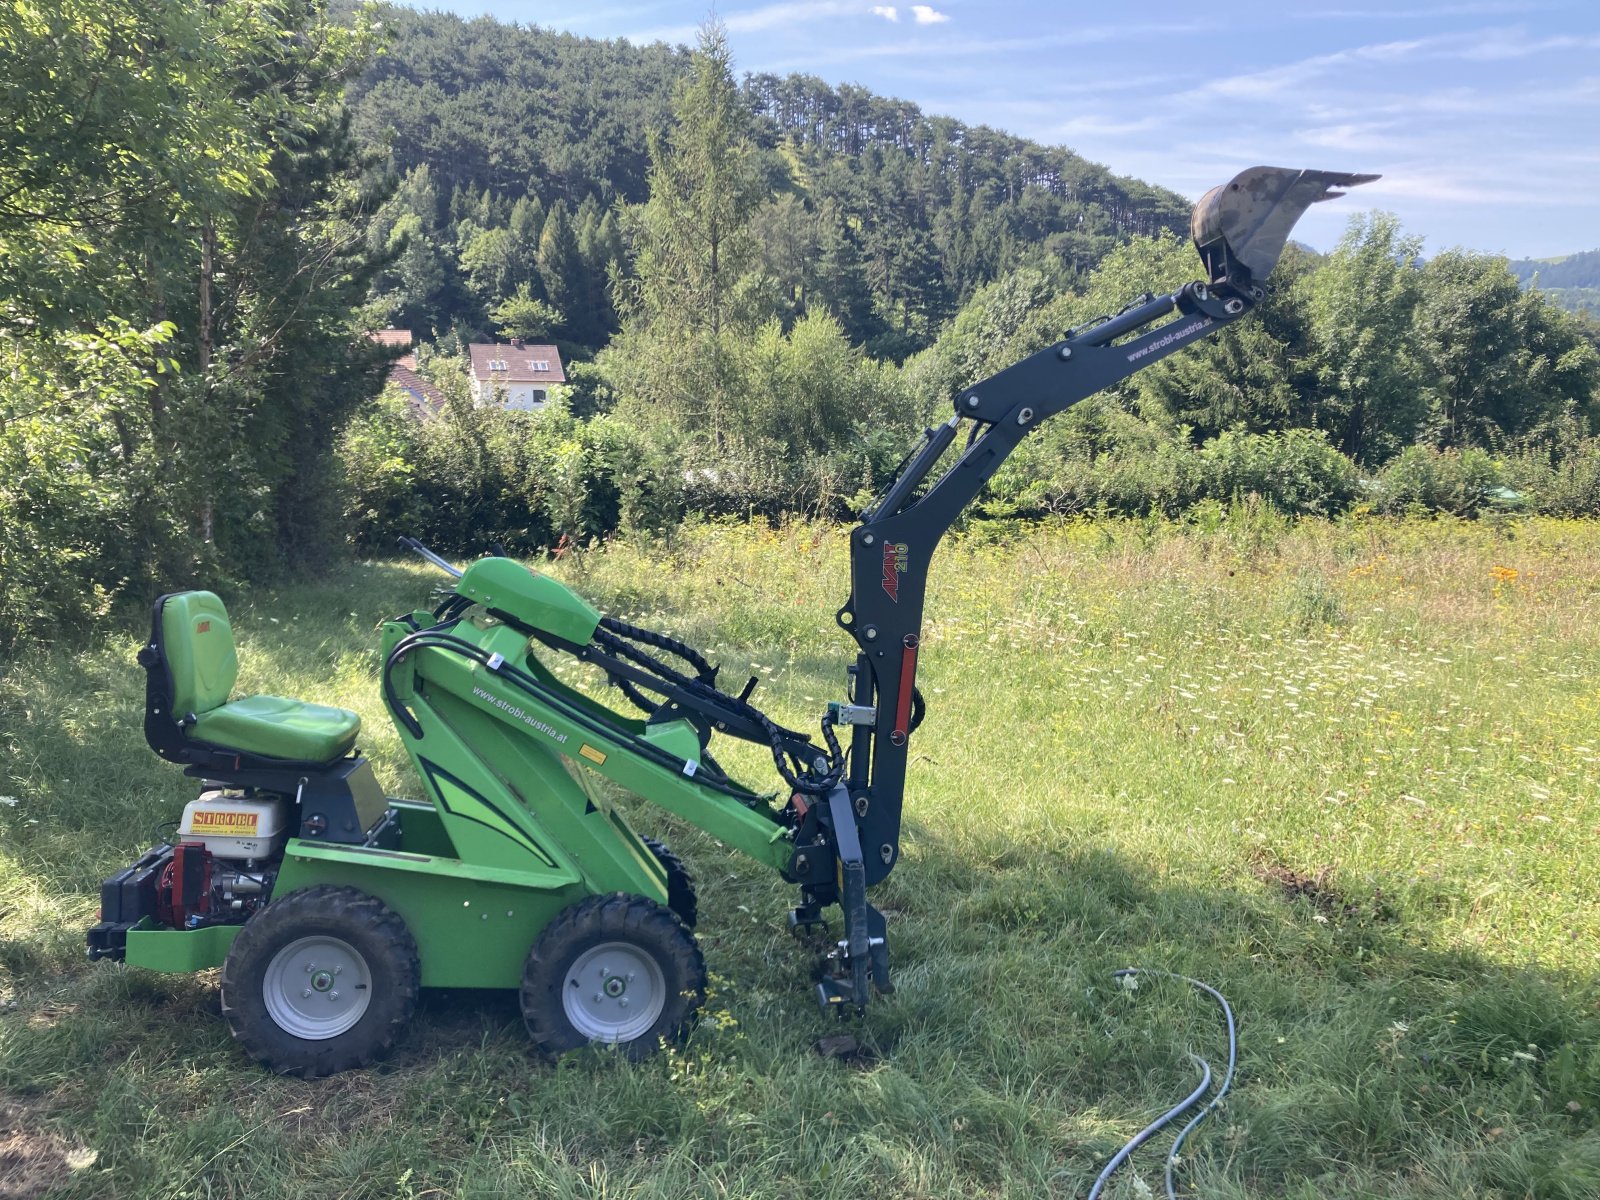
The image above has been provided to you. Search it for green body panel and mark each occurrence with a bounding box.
[191,693,361,762]
[273,835,584,988]
[455,557,600,645]
[389,612,793,877]
[160,591,238,715]
[125,918,241,972]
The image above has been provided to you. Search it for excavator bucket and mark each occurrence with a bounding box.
[1191,166,1380,286]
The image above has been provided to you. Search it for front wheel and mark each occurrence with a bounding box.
[220,886,419,1077]
[520,893,705,1060]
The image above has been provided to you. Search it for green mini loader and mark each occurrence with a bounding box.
[88,167,1374,1075]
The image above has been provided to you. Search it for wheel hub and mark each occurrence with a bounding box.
[562,941,665,1043]
[264,935,372,1040]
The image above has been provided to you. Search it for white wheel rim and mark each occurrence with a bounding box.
[263,935,373,1040]
[561,941,666,1043]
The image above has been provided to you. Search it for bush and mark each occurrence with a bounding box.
[1197,428,1359,516]
[338,387,688,555]
[983,426,1356,519]
[1372,445,1505,516]
[1506,438,1600,517]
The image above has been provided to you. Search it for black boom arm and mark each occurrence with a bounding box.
[837,280,1258,883]
[802,167,1377,1010]
[825,167,1376,883]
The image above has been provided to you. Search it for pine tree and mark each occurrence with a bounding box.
[626,21,763,341]
[537,199,582,333]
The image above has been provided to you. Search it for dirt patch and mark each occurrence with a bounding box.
[813,1033,880,1067]
[0,1106,95,1200]
[1250,854,1386,920]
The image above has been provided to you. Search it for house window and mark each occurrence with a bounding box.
[531,359,549,372]
[532,389,547,404]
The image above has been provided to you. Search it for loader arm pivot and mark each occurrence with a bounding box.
[802,166,1376,1009]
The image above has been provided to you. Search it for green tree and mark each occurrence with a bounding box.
[1413,250,1600,447]
[536,199,583,330]
[607,22,766,447]
[491,283,564,342]
[0,0,385,637]
[624,22,764,341]
[1302,213,1425,464]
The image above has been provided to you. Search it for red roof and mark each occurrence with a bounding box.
[387,363,445,419]
[368,328,417,369]
[468,342,566,385]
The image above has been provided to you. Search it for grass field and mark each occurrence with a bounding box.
[4,512,1600,1198]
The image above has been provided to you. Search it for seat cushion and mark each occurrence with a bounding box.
[190,694,360,763]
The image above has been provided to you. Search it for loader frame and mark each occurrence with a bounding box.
[95,166,1376,1045]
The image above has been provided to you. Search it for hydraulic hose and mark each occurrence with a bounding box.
[1089,969,1239,1200]
[591,624,845,795]
[381,628,775,808]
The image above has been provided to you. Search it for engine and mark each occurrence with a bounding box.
[158,789,289,928]
[87,789,290,958]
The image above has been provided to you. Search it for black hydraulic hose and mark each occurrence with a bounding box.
[598,614,717,682]
[591,625,845,795]
[1090,969,1239,1200]
[382,629,775,807]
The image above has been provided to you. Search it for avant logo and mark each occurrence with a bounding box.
[881,541,909,602]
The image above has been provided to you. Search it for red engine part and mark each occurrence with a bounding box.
[155,842,212,928]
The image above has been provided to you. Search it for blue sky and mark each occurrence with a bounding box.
[409,1,1600,259]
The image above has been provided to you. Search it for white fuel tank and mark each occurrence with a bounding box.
[179,791,288,860]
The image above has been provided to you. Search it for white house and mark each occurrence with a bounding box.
[468,341,566,410]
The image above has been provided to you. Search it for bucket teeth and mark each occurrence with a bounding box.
[1191,167,1380,287]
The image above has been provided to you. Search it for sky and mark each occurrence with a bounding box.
[406,1,1600,259]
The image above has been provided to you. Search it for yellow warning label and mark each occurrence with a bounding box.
[191,810,259,835]
[578,744,607,765]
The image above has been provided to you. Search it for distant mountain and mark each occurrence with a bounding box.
[347,5,1190,354]
[1507,250,1600,318]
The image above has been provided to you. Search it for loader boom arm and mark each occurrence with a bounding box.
[800,166,1376,1009]
[838,280,1254,885]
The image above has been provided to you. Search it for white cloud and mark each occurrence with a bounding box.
[1205,28,1600,100]
[871,5,898,20]
[910,5,948,24]
[630,1,872,44]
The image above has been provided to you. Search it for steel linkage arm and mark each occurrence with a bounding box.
[802,165,1375,1010]
[835,280,1259,887]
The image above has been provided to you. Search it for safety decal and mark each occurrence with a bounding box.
[579,744,607,765]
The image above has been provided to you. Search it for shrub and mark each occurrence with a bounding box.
[1197,428,1359,516]
[1372,445,1505,516]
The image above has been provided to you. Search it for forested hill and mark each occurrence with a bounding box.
[347,5,1188,356]
[1507,249,1600,318]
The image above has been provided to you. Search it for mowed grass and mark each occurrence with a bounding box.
[4,512,1600,1198]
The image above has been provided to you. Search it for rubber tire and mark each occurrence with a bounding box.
[641,836,698,928]
[521,893,705,1061]
[220,886,419,1078]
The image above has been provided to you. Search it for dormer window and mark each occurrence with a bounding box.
[490,358,508,371]
[531,359,549,372]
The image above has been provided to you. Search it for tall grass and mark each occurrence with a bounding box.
[3,515,1600,1197]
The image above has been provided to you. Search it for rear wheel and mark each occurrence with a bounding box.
[220,886,419,1078]
[520,893,705,1060]
[642,836,697,928]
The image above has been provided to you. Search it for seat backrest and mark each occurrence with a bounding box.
[158,591,238,718]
